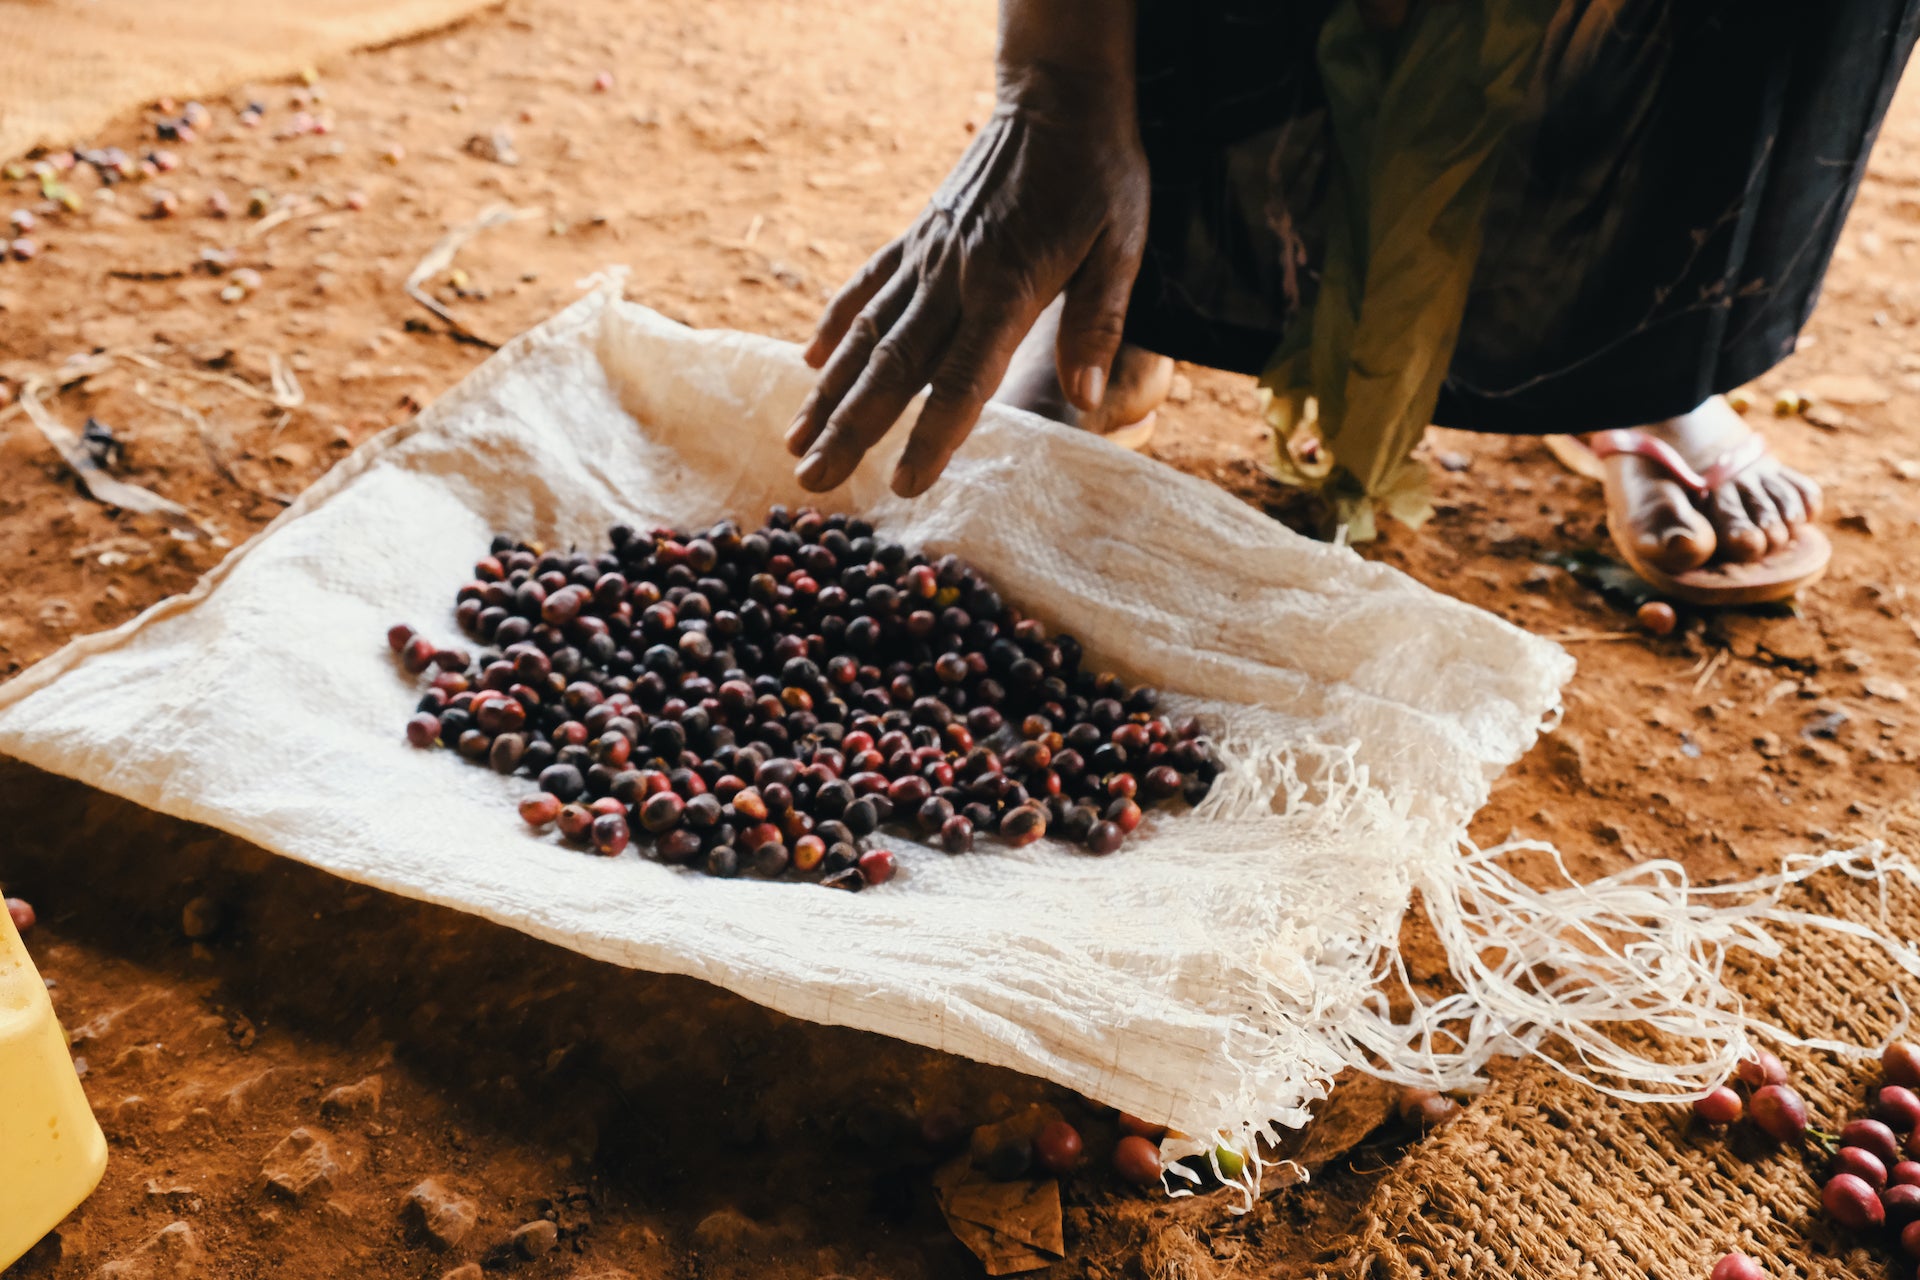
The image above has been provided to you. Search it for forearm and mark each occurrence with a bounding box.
[997,0,1137,116]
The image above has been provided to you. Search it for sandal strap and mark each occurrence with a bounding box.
[1588,428,1770,499]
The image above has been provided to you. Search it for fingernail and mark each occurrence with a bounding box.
[1073,365,1106,410]
[783,413,810,452]
[891,462,921,496]
[796,452,829,488]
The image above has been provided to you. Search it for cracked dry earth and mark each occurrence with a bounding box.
[1,0,1918,1277]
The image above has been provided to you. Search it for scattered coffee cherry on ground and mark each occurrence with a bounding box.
[1113,1134,1163,1185]
[391,507,1220,887]
[1693,1086,1743,1126]
[1698,1041,1920,1278]
[1035,1119,1083,1174]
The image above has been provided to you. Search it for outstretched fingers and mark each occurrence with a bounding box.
[802,238,905,369]
[892,305,1032,496]
[796,290,959,492]
[786,270,917,459]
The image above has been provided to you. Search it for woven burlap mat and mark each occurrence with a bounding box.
[0,0,494,163]
[1330,834,1920,1279]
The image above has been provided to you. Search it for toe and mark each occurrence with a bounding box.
[1622,470,1715,572]
[1706,483,1768,562]
[1762,472,1807,530]
[1738,476,1790,551]
[1787,467,1823,520]
[1085,347,1174,436]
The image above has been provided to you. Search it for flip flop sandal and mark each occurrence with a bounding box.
[1544,430,1831,606]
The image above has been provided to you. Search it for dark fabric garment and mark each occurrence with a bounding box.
[1124,0,1920,435]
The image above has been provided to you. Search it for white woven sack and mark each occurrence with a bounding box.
[6,284,1713,1187]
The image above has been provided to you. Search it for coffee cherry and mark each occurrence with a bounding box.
[1637,600,1678,637]
[1888,1042,1920,1089]
[406,712,441,747]
[1830,1145,1887,1190]
[1084,821,1124,856]
[519,794,562,826]
[752,840,790,877]
[1035,1120,1082,1174]
[1735,1050,1787,1089]
[1749,1085,1808,1142]
[1881,1086,1920,1133]
[401,516,1216,888]
[1887,1183,1920,1228]
[858,848,896,885]
[591,812,631,856]
[792,834,827,873]
[1692,1086,1743,1126]
[6,898,34,933]
[1822,1172,1884,1230]
[402,635,437,673]
[658,829,703,864]
[1839,1118,1901,1168]
[939,815,973,854]
[556,804,595,842]
[999,805,1047,847]
[1113,1135,1162,1185]
[1399,1089,1458,1130]
[1709,1253,1764,1280]
[539,763,585,803]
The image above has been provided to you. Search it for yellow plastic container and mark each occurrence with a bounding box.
[0,908,107,1269]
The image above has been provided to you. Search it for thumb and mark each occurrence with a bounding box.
[1054,226,1141,414]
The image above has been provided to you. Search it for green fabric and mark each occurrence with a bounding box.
[1260,0,1554,536]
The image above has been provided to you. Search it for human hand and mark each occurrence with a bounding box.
[786,64,1147,497]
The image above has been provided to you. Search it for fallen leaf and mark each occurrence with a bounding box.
[932,1158,1063,1276]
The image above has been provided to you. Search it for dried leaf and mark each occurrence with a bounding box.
[18,384,209,536]
[932,1157,1064,1276]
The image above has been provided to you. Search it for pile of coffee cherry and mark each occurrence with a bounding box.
[391,507,1218,888]
[1702,1041,1920,1280]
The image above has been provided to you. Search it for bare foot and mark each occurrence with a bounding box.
[993,296,1173,445]
[1599,397,1823,573]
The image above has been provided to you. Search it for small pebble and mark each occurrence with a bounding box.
[9,238,37,261]
[593,70,615,92]
[510,1219,558,1259]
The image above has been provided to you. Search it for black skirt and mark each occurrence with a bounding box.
[1123,0,1920,434]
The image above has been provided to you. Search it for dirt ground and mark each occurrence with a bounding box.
[1,0,1917,1275]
